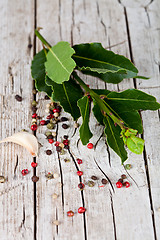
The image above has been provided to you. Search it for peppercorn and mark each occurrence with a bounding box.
[64,145,69,149]
[53,108,60,113]
[116,181,123,188]
[22,169,29,176]
[64,158,70,163]
[77,158,82,164]
[123,181,130,188]
[121,174,127,179]
[40,120,46,125]
[60,117,68,122]
[31,162,37,168]
[77,171,83,176]
[0,176,5,183]
[15,94,22,102]
[67,211,74,217]
[52,132,57,137]
[48,139,54,144]
[88,180,95,187]
[62,124,69,129]
[31,124,37,131]
[32,106,37,113]
[32,100,38,107]
[47,114,53,119]
[44,95,50,100]
[32,89,37,94]
[52,193,58,199]
[32,113,37,118]
[63,135,68,139]
[46,150,52,155]
[74,122,79,128]
[101,179,108,185]
[59,143,64,148]
[54,112,59,118]
[118,178,123,183]
[47,123,54,129]
[91,175,98,180]
[56,146,62,152]
[87,143,93,149]
[47,135,53,139]
[124,164,132,170]
[45,131,52,137]
[78,182,85,190]
[78,207,86,214]
[32,176,39,182]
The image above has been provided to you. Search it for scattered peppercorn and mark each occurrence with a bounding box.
[15,94,22,102]
[54,112,59,118]
[63,139,69,145]
[31,162,37,168]
[47,114,53,119]
[67,211,74,217]
[56,146,62,152]
[63,135,68,139]
[123,181,130,188]
[31,124,37,131]
[40,120,46,125]
[77,171,83,176]
[121,174,127,179]
[60,117,68,122]
[124,164,132,170]
[47,135,53,139]
[55,141,60,146]
[77,158,83,164]
[101,179,108,185]
[91,176,98,180]
[21,169,29,176]
[116,181,123,188]
[78,182,85,190]
[88,180,95,187]
[64,158,70,163]
[62,124,69,129]
[53,108,60,113]
[78,207,86,214]
[118,178,123,183]
[48,139,54,144]
[44,95,50,100]
[32,100,38,107]
[32,106,37,113]
[0,176,6,183]
[45,131,52,137]
[32,176,39,182]
[46,150,52,155]
[87,143,93,149]
[47,123,54,129]
[52,193,58,199]
[74,122,79,128]
[32,113,37,118]
[64,145,69,149]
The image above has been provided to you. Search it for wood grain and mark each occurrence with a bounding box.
[0,0,160,239]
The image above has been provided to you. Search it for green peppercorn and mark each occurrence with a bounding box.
[87,180,95,187]
[125,164,132,170]
[45,131,52,137]
[32,100,38,107]
[47,123,54,129]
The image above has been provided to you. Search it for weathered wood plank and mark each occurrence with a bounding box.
[124,0,160,238]
[0,0,35,239]
[35,0,159,240]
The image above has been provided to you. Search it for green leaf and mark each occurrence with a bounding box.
[92,100,104,125]
[103,117,128,163]
[46,76,83,120]
[106,89,160,111]
[78,96,93,145]
[73,43,139,84]
[45,41,76,84]
[91,89,111,96]
[127,135,144,154]
[31,49,52,96]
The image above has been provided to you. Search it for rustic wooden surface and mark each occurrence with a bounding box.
[0,0,160,239]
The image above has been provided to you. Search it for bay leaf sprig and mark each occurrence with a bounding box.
[31,29,160,164]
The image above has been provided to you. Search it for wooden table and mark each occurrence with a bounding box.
[0,0,160,239]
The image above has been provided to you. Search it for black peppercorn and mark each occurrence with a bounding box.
[44,95,50,100]
[91,175,98,180]
[64,145,69,149]
[15,95,22,102]
[32,176,39,182]
[63,135,68,139]
[46,150,52,155]
[32,106,37,113]
[61,117,68,122]
[121,174,127,179]
[47,135,53,139]
[56,146,62,152]
[101,179,108,185]
[62,124,69,129]
[56,105,62,111]
[118,178,123,183]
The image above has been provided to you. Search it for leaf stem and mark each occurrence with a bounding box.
[73,71,125,128]
[35,30,51,48]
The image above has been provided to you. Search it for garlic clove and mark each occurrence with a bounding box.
[0,131,38,157]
